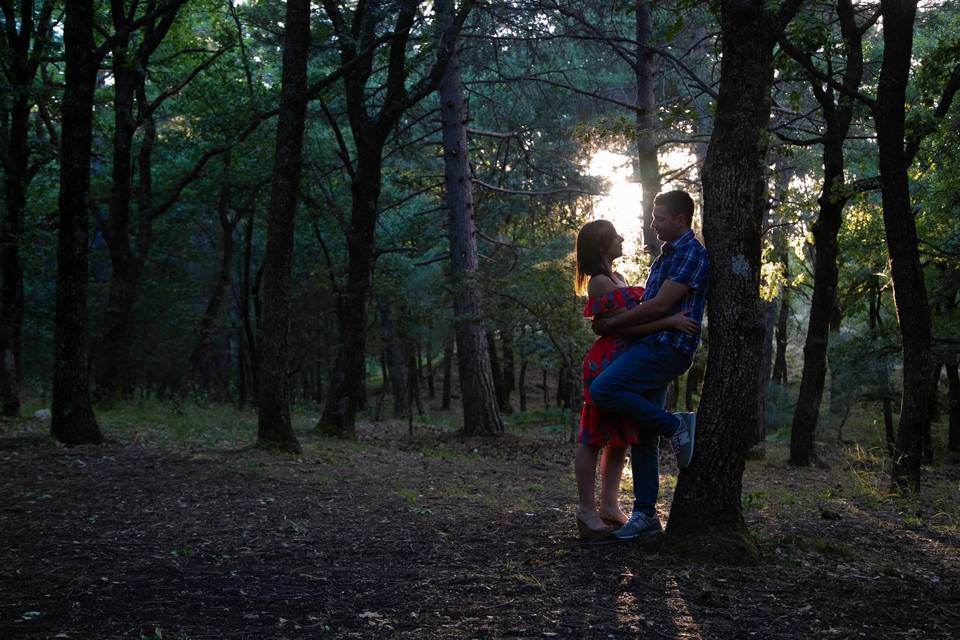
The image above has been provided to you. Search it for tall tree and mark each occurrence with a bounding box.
[438,0,502,435]
[0,0,56,416]
[873,0,931,489]
[666,0,802,560]
[780,0,870,466]
[51,0,103,445]
[316,0,472,438]
[256,0,310,453]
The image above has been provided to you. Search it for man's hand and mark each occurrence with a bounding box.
[592,317,613,336]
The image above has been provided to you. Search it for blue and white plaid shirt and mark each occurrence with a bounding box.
[641,229,710,359]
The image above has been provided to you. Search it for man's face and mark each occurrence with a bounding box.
[651,205,687,242]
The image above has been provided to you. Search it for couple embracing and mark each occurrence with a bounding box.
[574,190,709,541]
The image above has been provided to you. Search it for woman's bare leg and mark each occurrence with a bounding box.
[598,445,628,525]
[574,444,607,529]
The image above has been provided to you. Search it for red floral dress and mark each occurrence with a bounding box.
[579,286,645,447]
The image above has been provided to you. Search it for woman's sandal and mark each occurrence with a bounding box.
[576,510,613,541]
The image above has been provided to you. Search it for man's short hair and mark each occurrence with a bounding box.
[654,190,695,224]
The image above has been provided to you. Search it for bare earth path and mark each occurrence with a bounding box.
[2,423,958,639]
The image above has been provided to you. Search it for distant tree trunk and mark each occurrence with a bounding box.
[256,0,309,453]
[487,331,510,413]
[542,367,549,410]
[425,319,436,399]
[948,360,959,453]
[874,0,933,491]
[757,299,777,444]
[518,328,529,412]
[772,291,789,385]
[239,214,258,405]
[437,4,502,435]
[441,337,453,410]
[635,0,662,259]
[785,0,864,466]
[51,0,103,445]
[185,156,239,394]
[923,363,942,465]
[502,325,515,407]
[378,298,410,419]
[667,0,802,560]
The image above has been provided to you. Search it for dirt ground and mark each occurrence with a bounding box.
[2,418,959,639]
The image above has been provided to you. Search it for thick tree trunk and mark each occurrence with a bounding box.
[667,0,800,562]
[51,0,103,445]
[256,0,309,453]
[948,360,959,453]
[635,0,662,259]
[437,14,502,435]
[874,0,933,491]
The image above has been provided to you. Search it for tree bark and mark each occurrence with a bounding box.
[772,291,789,385]
[437,0,503,435]
[874,0,933,491]
[667,0,801,562]
[757,299,777,445]
[51,0,103,445]
[948,359,959,453]
[635,0,662,259]
[256,0,309,453]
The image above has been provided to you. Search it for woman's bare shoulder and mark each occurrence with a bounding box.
[587,274,619,298]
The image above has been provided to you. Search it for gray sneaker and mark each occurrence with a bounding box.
[671,412,696,469]
[612,511,662,540]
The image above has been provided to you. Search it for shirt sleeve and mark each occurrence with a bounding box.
[667,245,709,290]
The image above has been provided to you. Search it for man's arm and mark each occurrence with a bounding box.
[593,280,690,333]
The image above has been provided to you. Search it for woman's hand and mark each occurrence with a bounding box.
[667,310,699,335]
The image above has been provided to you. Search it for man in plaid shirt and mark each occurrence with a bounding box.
[590,190,710,540]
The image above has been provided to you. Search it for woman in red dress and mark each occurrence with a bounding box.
[574,220,697,539]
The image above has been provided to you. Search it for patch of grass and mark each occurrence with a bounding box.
[776,534,858,562]
[396,486,419,505]
[742,491,770,511]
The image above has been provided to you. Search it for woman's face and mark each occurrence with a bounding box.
[603,231,624,261]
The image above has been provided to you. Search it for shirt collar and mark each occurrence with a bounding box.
[662,228,695,254]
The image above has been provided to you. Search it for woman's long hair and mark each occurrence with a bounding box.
[574,219,617,295]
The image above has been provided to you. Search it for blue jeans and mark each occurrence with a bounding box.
[588,339,692,516]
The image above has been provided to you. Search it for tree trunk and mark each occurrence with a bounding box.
[425,319,436,399]
[667,0,801,562]
[757,299,777,445]
[240,213,258,404]
[487,330,510,413]
[502,324,515,407]
[874,0,933,491]
[441,337,453,410]
[186,156,239,394]
[1,0,56,417]
[772,291,789,385]
[923,362,942,465]
[437,7,503,435]
[947,360,959,453]
[256,0,309,453]
[51,0,103,445]
[635,0,662,260]
[316,153,380,438]
[378,298,410,419]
